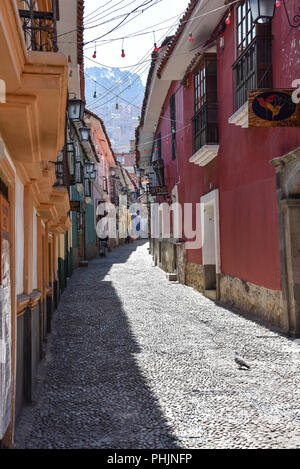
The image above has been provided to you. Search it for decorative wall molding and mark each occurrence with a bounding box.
[228,102,249,128]
[189,144,219,166]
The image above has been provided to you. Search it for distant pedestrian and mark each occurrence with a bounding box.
[100,237,109,257]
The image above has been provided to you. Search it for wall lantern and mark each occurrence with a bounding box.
[68,97,85,121]
[249,0,276,23]
[79,125,90,142]
[85,161,95,174]
[90,170,97,180]
[249,0,300,27]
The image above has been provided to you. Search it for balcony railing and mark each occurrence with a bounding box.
[193,103,219,154]
[54,148,71,187]
[233,35,273,112]
[151,159,165,187]
[19,0,58,52]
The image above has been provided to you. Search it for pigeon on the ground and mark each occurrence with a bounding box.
[235,353,250,370]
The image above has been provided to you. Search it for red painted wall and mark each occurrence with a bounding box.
[217,7,300,291]
[154,4,300,291]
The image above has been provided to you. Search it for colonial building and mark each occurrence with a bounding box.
[136,0,300,337]
[0,0,70,447]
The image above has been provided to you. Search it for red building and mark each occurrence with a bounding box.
[136,0,300,336]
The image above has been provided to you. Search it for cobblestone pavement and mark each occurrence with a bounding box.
[15,241,300,449]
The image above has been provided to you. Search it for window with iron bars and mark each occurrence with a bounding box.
[18,0,59,53]
[170,95,177,160]
[232,0,273,111]
[193,54,218,153]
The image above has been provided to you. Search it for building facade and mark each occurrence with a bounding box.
[136,0,300,337]
[0,0,71,447]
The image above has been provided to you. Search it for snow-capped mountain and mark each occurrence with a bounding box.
[85,67,145,152]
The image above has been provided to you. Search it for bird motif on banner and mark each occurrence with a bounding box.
[257,95,283,120]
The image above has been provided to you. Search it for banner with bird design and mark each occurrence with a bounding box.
[248,90,300,127]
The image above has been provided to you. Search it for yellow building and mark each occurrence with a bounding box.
[0,0,73,447]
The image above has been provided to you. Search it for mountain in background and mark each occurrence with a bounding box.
[85,67,145,152]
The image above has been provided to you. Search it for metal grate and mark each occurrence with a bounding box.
[193,103,219,153]
[233,35,273,111]
[19,0,58,53]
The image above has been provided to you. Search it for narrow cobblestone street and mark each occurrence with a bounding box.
[15,241,300,449]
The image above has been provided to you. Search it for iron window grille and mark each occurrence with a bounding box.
[19,0,59,53]
[151,159,165,187]
[55,162,64,186]
[233,1,273,111]
[54,148,70,187]
[193,54,218,154]
[236,0,256,56]
[103,176,108,193]
[232,34,273,111]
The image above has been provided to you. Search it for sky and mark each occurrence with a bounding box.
[83,0,191,85]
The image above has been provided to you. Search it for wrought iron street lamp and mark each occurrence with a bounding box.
[68,97,85,121]
[249,0,276,23]
[79,125,90,142]
[85,161,95,174]
[90,169,97,180]
[249,0,300,27]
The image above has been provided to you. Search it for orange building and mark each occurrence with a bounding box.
[0,0,72,447]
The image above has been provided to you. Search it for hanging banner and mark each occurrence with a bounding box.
[0,195,11,439]
[248,90,300,127]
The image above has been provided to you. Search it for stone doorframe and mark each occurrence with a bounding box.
[271,147,300,337]
[200,189,221,299]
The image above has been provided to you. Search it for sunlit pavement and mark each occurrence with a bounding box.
[15,240,300,449]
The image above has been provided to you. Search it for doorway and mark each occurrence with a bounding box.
[272,147,300,336]
[200,190,221,299]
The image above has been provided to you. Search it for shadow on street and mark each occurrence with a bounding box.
[15,240,179,449]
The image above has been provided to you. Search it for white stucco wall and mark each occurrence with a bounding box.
[32,208,37,290]
[15,176,24,296]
